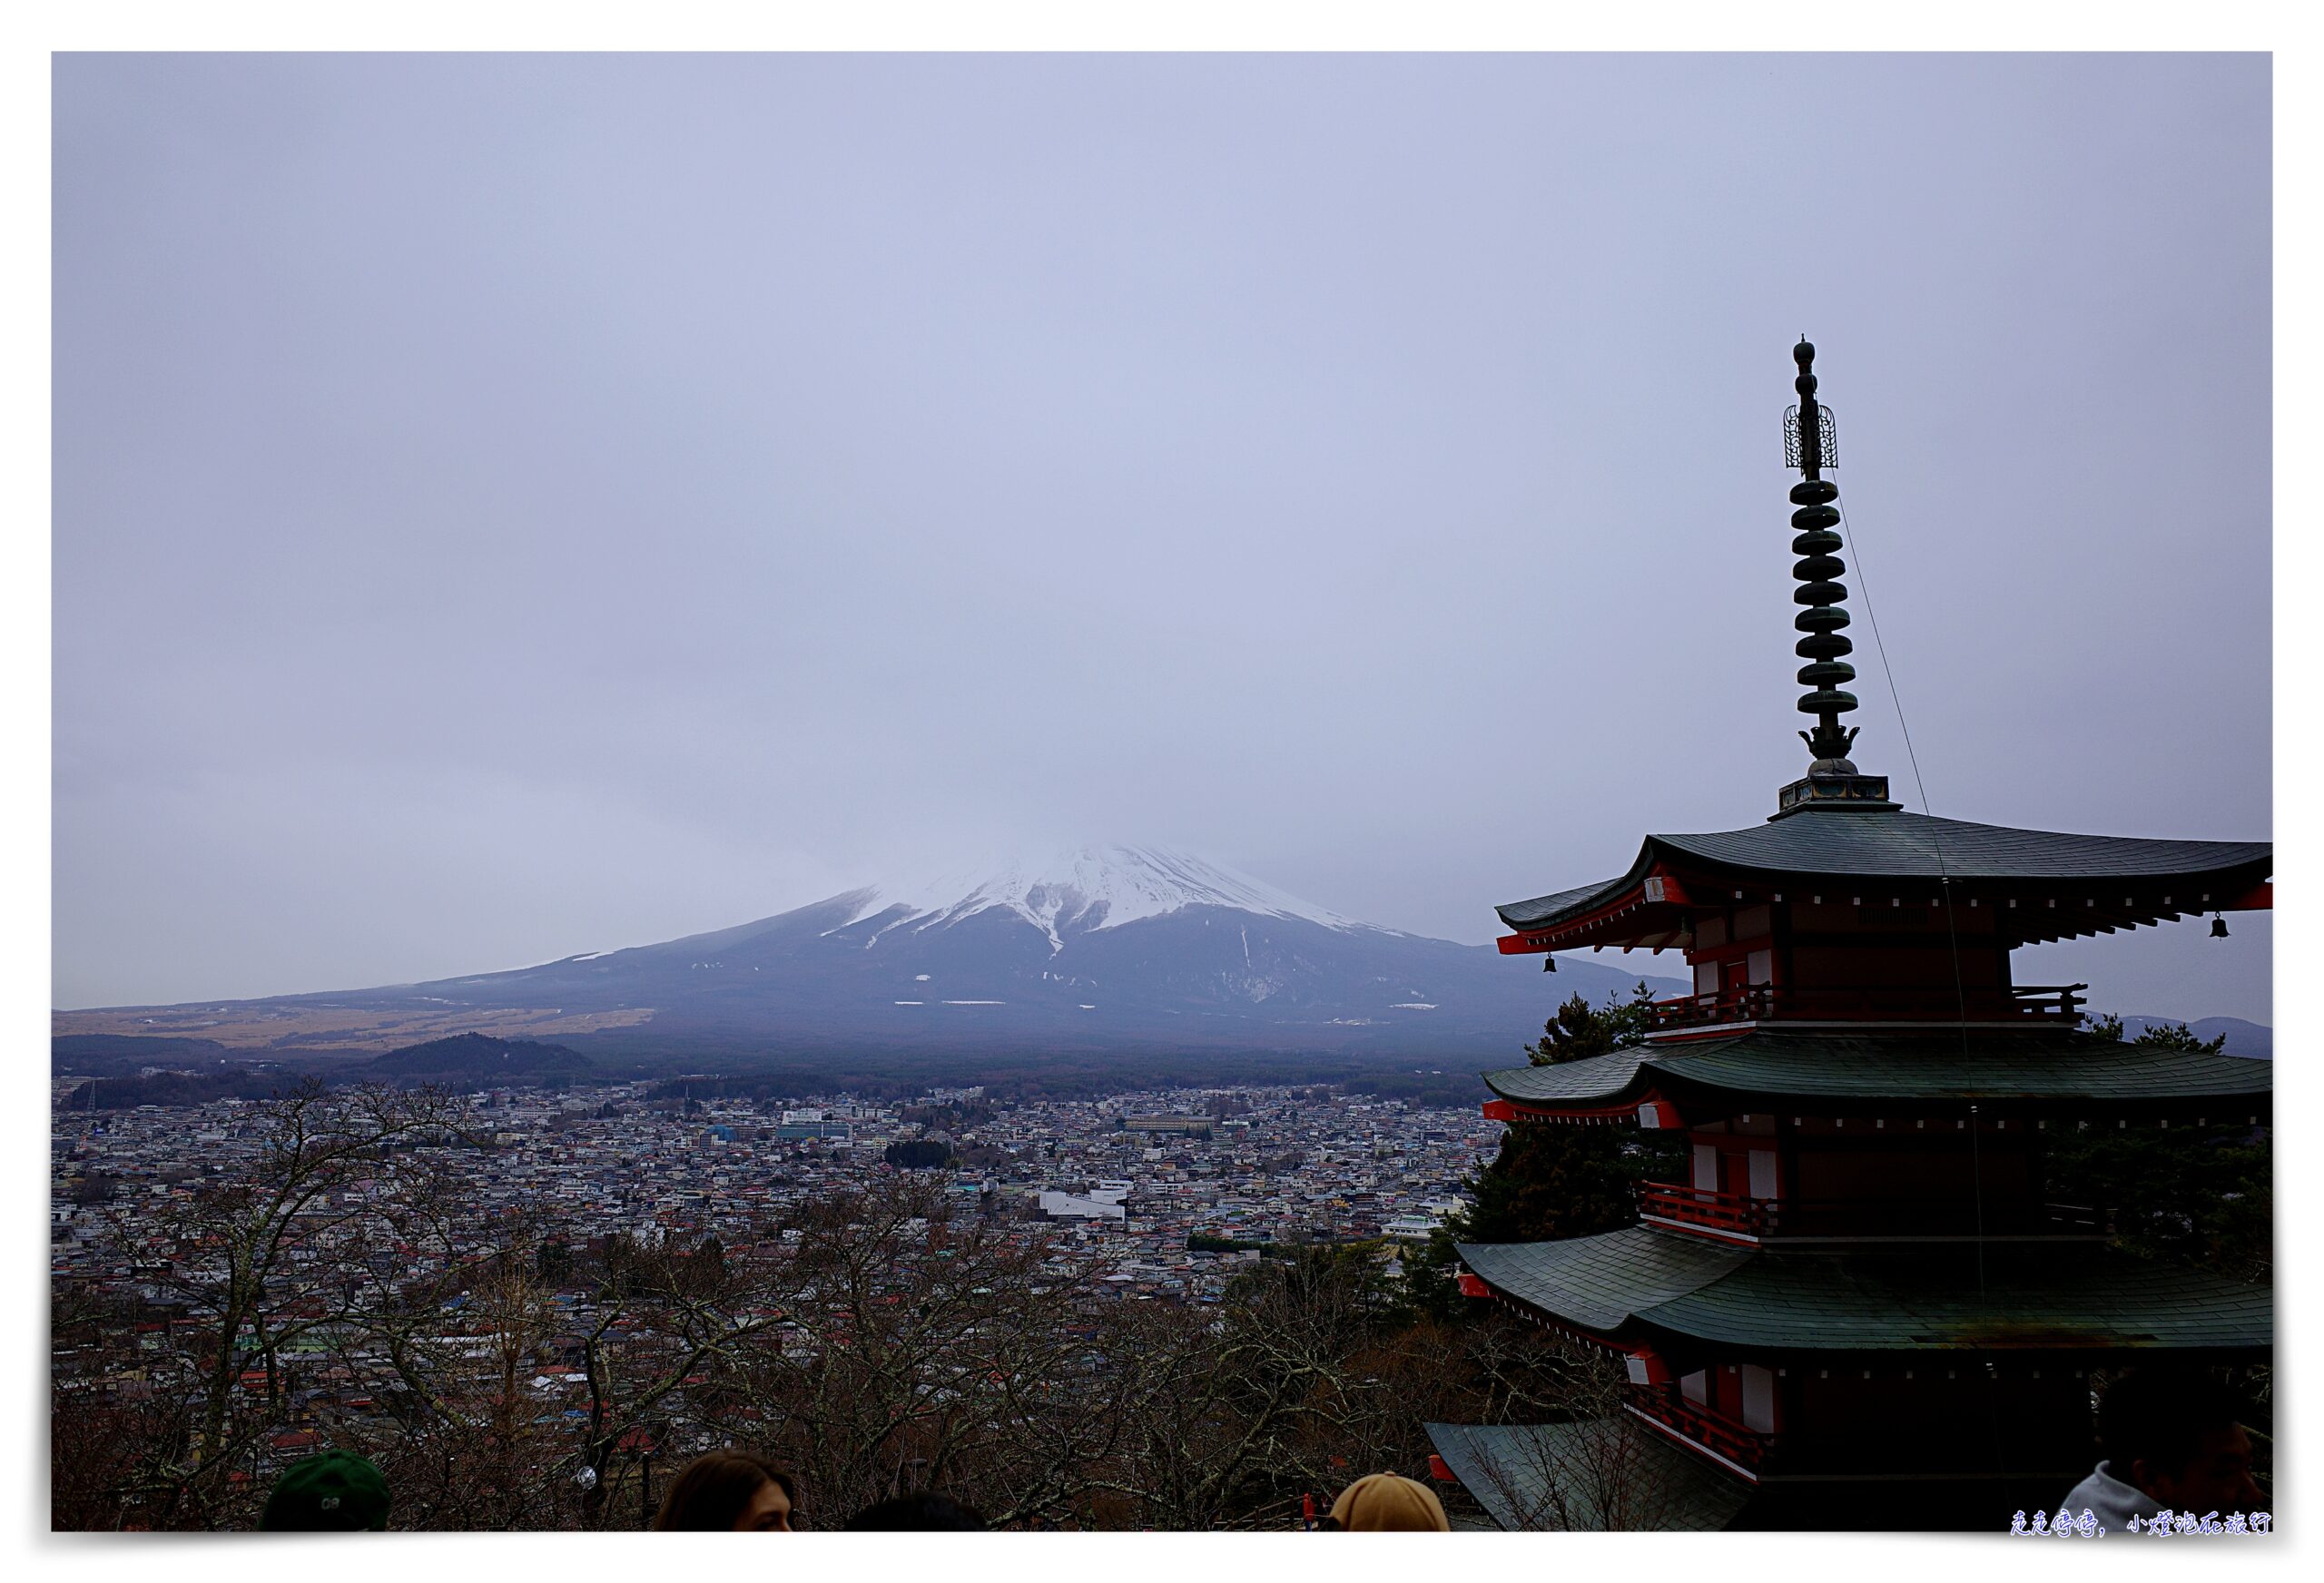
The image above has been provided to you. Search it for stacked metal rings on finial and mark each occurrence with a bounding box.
[1788,342,1860,764]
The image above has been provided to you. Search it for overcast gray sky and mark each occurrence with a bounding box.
[53,53,2271,1022]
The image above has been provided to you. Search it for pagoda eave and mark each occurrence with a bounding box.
[1424,1419,1756,1530]
[1495,818,2270,946]
[1480,1029,2272,1121]
[1457,1229,2273,1356]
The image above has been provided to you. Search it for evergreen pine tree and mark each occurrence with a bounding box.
[1405,983,1683,1321]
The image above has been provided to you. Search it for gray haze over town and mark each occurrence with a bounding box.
[53,54,2270,1025]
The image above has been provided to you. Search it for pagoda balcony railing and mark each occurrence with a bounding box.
[1639,1182,2112,1242]
[1622,1387,1770,1473]
[1646,982,2088,1032]
[1637,1181,1772,1237]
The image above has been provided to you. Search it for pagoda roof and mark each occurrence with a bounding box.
[1486,1047,1657,1107]
[1498,810,2270,933]
[1461,1225,1752,1332]
[1458,1226,2271,1353]
[1424,1419,1750,1531]
[1482,1029,2272,1115]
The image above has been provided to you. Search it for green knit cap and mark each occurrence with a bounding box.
[259,1450,390,1532]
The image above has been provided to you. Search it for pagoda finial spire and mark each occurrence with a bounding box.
[1773,339,1897,818]
[1786,338,1856,764]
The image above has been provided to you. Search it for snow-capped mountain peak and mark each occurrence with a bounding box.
[833,842,1360,950]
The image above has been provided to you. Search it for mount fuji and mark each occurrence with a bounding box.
[54,844,1685,1062]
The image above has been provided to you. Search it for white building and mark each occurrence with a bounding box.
[1038,1191,1127,1222]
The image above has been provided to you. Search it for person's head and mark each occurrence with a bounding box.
[259,1450,391,1532]
[2098,1372,2263,1513]
[843,1491,986,1530]
[652,1450,797,1531]
[1326,1472,1450,1532]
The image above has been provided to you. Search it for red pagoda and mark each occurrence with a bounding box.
[1426,340,2272,1531]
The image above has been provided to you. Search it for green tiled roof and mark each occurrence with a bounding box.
[1482,1047,1653,1104]
[1657,1032,2272,1104]
[1425,1419,1750,1531]
[1482,1029,2272,1110]
[1457,1227,1747,1331]
[1499,811,2270,930]
[1496,876,1626,927]
[1649,1246,2271,1352]
[1658,814,2269,884]
[1461,1228,2272,1352]
[1497,873,1633,931]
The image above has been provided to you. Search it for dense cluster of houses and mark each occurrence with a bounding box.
[51,1074,1501,1483]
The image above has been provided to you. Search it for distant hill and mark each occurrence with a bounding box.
[361,1033,595,1080]
[2118,1015,2272,1059]
[61,1068,303,1111]
[54,1033,593,1110]
[52,1034,233,1075]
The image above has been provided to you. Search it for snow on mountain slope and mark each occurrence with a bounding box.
[828,842,1364,950]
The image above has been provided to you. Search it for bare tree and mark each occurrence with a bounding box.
[656,1178,1137,1529]
[66,1080,472,1529]
[1416,1320,1728,1532]
[55,1105,1640,1534]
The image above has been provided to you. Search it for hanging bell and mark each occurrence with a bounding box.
[2210,914,2230,939]
[1542,955,1558,972]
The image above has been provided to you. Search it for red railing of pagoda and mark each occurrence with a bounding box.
[1636,1181,1770,1237]
[1624,1389,1769,1473]
[1646,982,2088,1031]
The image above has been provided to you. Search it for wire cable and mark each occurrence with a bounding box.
[1836,486,2004,1479]
[1835,495,1984,1287]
